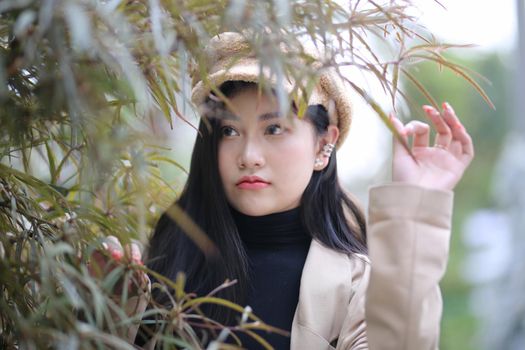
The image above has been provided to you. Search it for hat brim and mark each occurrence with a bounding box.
[191,58,296,106]
[190,57,351,148]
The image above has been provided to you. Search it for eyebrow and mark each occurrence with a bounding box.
[258,111,282,121]
[220,111,282,121]
[218,110,239,120]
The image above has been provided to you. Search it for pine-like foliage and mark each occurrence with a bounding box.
[0,1,491,348]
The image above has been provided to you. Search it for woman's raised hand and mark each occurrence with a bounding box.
[88,236,150,296]
[390,102,474,191]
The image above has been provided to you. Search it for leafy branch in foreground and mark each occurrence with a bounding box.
[0,166,285,349]
[0,0,492,348]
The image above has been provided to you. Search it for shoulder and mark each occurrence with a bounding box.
[310,239,370,287]
[349,252,369,266]
[347,253,370,291]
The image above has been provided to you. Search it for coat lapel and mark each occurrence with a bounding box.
[290,239,353,349]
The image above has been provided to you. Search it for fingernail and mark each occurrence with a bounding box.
[424,105,440,115]
[443,102,454,112]
[111,249,123,260]
[422,105,434,113]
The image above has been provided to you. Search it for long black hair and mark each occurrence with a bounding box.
[146,81,367,326]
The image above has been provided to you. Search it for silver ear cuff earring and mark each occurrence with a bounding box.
[322,143,335,157]
[315,143,335,168]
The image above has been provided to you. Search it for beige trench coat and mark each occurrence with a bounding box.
[290,183,453,350]
[131,183,453,349]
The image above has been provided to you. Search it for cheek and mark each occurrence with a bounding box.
[272,138,316,185]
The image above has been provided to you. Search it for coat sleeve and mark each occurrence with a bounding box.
[337,183,454,350]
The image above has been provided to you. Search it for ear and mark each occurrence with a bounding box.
[314,125,339,171]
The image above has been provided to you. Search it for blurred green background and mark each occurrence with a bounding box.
[407,52,511,350]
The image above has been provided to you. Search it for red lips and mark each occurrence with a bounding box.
[236,176,270,190]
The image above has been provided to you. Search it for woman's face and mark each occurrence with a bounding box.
[218,87,319,216]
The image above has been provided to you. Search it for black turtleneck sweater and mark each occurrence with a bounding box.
[229,206,312,350]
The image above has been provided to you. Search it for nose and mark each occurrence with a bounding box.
[238,138,265,169]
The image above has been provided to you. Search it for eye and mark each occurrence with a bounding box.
[220,125,239,137]
[265,124,284,135]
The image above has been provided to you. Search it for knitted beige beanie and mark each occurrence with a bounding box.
[191,32,352,148]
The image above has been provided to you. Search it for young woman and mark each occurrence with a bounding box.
[97,32,474,350]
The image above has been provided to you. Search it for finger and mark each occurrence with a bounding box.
[105,235,123,250]
[441,102,467,139]
[423,105,452,147]
[126,242,147,288]
[449,140,463,158]
[104,236,124,260]
[389,113,409,154]
[441,102,474,161]
[441,102,464,129]
[129,243,143,265]
[441,103,464,158]
[457,130,474,164]
[405,120,430,148]
[390,113,407,139]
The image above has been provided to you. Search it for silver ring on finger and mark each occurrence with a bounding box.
[434,144,448,150]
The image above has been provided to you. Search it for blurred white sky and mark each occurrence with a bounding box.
[417,0,517,52]
[337,0,518,200]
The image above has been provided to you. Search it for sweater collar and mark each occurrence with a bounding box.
[230,206,311,248]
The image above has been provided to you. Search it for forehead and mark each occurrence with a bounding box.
[223,87,298,121]
[228,86,279,109]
